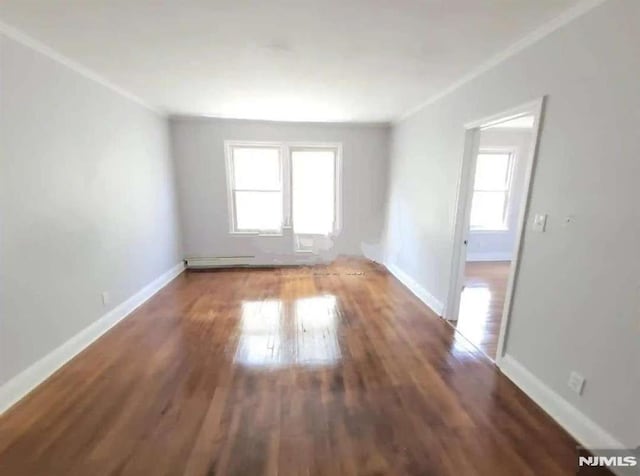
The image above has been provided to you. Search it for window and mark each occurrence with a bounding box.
[469,151,514,231]
[291,148,337,236]
[225,141,341,240]
[226,144,283,234]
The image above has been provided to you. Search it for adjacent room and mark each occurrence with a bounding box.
[1,1,638,475]
[456,114,536,360]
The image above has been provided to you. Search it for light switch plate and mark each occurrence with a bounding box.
[532,213,547,232]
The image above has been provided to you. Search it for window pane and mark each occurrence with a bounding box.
[235,191,282,232]
[232,147,280,190]
[291,150,336,235]
[474,153,510,190]
[470,191,507,229]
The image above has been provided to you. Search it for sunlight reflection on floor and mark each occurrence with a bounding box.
[456,286,492,350]
[234,295,341,368]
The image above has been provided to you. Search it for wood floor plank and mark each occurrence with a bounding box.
[0,258,600,475]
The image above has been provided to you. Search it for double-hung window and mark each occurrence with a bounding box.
[225,141,340,239]
[469,150,514,231]
[226,144,283,234]
[291,147,337,236]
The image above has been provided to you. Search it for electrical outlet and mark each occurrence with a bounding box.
[101,291,110,307]
[568,371,585,395]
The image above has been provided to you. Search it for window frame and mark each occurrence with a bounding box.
[287,143,342,239]
[224,141,342,239]
[225,141,285,235]
[469,148,516,232]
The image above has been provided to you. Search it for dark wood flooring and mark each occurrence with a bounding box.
[0,258,588,475]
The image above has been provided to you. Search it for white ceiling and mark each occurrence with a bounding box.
[0,0,583,122]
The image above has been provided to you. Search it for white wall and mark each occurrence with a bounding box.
[170,117,390,264]
[466,128,532,262]
[384,0,639,447]
[0,34,182,387]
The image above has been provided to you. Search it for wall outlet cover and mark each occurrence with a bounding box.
[568,371,585,395]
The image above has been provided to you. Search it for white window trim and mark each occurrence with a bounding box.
[224,141,285,236]
[287,142,342,236]
[224,140,342,238]
[469,147,516,232]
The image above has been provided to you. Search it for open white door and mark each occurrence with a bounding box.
[444,98,546,363]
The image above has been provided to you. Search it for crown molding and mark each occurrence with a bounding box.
[169,114,391,128]
[395,0,609,123]
[0,19,164,116]
[0,0,610,123]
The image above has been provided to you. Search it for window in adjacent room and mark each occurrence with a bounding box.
[226,144,283,234]
[469,150,514,231]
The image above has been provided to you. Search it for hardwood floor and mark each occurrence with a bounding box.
[456,261,511,360]
[0,258,588,475]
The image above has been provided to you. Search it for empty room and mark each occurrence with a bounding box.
[0,1,638,475]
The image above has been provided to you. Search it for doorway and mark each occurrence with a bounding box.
[446,99,545,362]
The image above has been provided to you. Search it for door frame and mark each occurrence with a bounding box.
[444,97,546,363]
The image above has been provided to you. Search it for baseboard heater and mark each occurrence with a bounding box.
[185,256,256,269]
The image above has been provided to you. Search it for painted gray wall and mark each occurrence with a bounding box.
[0,34,183,385]
[170,117,390,263]
[384,0,639,446]
[467,129,532,262]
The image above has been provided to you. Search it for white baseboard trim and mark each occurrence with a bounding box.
[499,354,625,451]
[0,262,185,415]
[385,262,444,316]
[466,252,512,262]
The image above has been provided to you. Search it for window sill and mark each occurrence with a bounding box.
[470,227,509,233]
[229,231,284,237]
